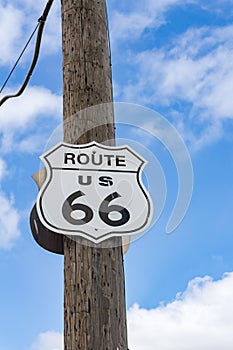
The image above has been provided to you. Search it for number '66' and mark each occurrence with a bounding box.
[62,190,130,227]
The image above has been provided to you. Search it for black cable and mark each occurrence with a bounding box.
[0,23,39,94]
[0,0,54,107]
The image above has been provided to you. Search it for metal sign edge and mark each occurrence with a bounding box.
[36,141,153,244]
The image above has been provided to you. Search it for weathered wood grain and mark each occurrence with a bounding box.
[61,0,128,348]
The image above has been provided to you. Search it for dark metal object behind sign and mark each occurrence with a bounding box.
[30,204,64,255]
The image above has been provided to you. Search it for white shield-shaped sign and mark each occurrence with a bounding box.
[36,142,153,243]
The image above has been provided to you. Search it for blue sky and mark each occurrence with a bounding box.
[1,0,233,349]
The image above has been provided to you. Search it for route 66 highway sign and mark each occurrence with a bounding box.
[36,142,153,243]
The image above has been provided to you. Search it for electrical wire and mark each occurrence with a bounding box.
[0,0,54,107]
[0,23,39,95]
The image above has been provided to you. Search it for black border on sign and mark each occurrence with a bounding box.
[37,142,152,243]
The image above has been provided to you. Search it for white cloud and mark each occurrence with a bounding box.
[0,1,61,68]
[128,272,233,350]
[21,0,62,57]
[123,25,233,110]
[30,331,63,350]
[0,86,62,153]
[0,86,61,129]
[0,158,7,181]
[0,163,15,249]
[0,190,21,249]
[0,4,25,65]
[119,24,233,148]
[109,0,233,44]
[28,273,233,350]
[16,133,48,154]
[110,0,195,42]
[110,11,160,41]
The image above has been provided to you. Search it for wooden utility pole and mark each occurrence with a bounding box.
[61,0,128,349]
